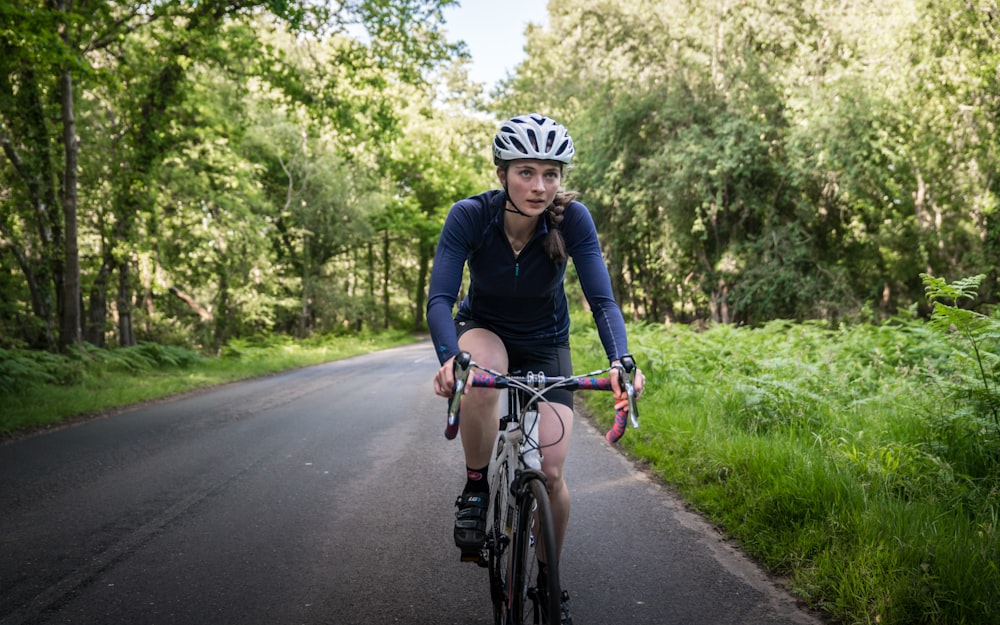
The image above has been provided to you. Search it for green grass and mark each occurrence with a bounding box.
[0,330,417,437]
[572,314,1000,625]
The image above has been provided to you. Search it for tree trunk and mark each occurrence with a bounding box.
[0,74,59,350]
[117,259,135,347]
[112,53,187,347]
[367,241,375,329]
[214,266,229,348]
[983,194,1000,305]
[58,62,81,350]
[0,232,56,349]
[169,286,213,321]
[300,232,311,337]
[382,230,390,329]
[413,238,430,331]
[85,264,110,347]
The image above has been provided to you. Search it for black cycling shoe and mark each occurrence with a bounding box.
[557,592,573,625]
[454,492,489,552]
[537,587,573,625]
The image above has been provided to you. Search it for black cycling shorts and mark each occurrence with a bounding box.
[455,319,574,408]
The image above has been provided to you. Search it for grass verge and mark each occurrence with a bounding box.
[572,316,999,625]
[0,330,417,438]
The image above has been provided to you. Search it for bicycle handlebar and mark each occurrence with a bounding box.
[445,351,639,444]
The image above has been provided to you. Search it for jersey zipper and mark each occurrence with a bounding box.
[509,224,539,284]
[514,243,525,291]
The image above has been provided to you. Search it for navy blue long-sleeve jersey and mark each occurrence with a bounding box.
[427,189,629,366]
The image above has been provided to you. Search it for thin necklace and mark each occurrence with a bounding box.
[506,226,529,257]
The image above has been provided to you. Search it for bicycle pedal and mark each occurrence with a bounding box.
[459,549,487,567]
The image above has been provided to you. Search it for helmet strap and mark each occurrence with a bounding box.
[501,182,530,217]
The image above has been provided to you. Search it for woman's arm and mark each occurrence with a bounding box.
[427,203,474,365]
[564,202,630,363]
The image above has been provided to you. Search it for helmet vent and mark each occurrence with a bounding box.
[526,129,539,152]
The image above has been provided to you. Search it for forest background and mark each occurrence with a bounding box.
[3,0,998,352]
[2,1,1000,624]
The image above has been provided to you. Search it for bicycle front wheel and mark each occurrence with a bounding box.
[510,475,560,625]
[488,440,514,625]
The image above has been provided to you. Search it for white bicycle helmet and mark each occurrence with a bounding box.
[493,114,575,165]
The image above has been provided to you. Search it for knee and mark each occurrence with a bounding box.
[461,386,500,415]
[541,463,566,496]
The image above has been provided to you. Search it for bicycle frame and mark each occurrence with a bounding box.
[485,381,544,558]
[484,381,562,624]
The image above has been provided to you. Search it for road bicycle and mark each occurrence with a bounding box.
[446,351,639,625]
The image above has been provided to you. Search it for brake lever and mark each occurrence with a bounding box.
[618,354,640,429]
[445,351,472,440]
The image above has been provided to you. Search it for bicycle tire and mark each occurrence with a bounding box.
[488,441,515,625]
[510,475,560,625]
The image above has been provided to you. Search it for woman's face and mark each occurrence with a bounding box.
[498,159,562,216]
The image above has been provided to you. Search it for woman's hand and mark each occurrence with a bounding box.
[433,355,457,398]
[610,359,645,409]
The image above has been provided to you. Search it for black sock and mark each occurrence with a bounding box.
[464,465,489,494]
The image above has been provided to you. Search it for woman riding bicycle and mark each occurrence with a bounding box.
[428,113,645,624]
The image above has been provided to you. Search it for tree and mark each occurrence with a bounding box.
[1,0,75,349]
[0,0,461,350]
[384,80,492,332]
[502,0,1000,323]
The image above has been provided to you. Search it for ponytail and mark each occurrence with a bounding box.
[544,189,579,262]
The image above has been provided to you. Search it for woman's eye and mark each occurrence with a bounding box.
[515,169,559,181]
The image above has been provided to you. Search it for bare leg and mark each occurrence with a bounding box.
[456,328,508,469]
[537,401,574,557]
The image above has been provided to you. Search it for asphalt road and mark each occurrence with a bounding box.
[0,342,826,625]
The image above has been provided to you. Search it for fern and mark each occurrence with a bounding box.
[921,273,1000,429]
[0,348,84,393]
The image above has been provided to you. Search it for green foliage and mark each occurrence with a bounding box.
[82,342,205,374]
[0,341,205,395]
[0,348,80,392]
[3,0,999,360]
[921,273,1000,479]
[573,307,999,624]
[1,0,462,351]
[507,0,1000,323]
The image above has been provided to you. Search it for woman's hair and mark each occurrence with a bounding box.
[544,189,578,262]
